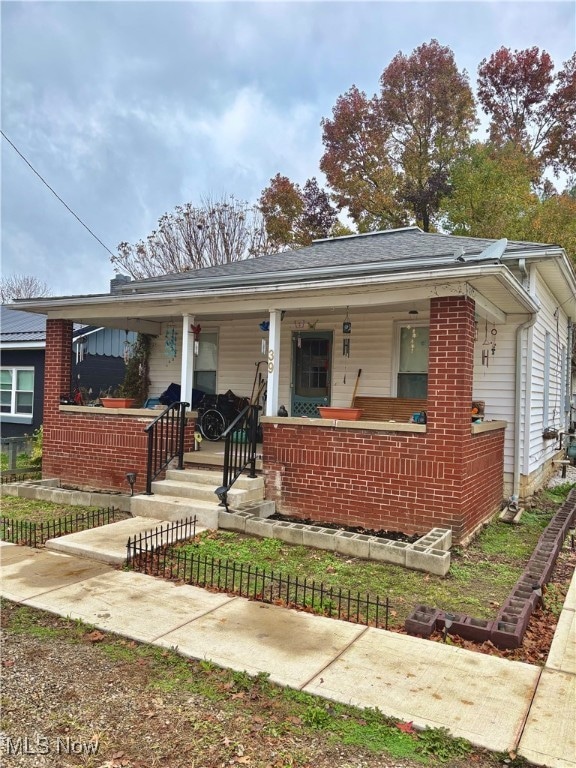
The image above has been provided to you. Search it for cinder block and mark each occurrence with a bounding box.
[422,547,451,577]
[406,544,435,573]
[273,522,305,546]
[448,615,493,643]
[369,539,409,565]
[429,527,452,551]
[302,525,331,549]
[405,605,439,637]
[490,617,524,649]
[334,531,372,558]
[218,510,253,532]
[245,517,277,538]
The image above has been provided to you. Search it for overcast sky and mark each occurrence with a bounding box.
[2,1,575,298]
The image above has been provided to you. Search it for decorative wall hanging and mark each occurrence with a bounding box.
[123,330,134,364]
[259,320,269,355]
[342,307,352,335]
[164,325,178,363]
[342,307,352,357]
[491,326,497,356]
[190,323,202,355]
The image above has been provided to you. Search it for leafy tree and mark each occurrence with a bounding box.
[113,195,272,280]
[320,86,405,232]
[477,47,576,174]
[258,174,339,248]
[441,142,576,259]
[528,191,576,260]
[440,142,537,239]
[0,274,51,303]
[258,174,304,249]
[379,39,477,231]
[320,40,477,232]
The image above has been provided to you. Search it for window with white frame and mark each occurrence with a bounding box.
[0,367,35,417]
[193,332,218,395]
[396,324,429,398]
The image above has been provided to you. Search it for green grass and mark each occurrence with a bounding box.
[0,495,101,523]
[167,485,571,626]
[3,598,477,765]
[0,452,32,471]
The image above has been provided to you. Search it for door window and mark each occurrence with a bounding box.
[397,326,429,397]
[193,332,218,394]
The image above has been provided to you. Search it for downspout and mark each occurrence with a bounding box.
[566,319,573,432]
[513,259,538,500]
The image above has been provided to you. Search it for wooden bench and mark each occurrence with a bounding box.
[352,396,427,422]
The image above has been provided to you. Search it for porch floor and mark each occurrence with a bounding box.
[184,441,263,471]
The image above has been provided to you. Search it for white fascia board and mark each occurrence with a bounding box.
[13,263,539,318]
[1,341,45,350]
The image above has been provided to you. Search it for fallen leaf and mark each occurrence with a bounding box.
[85,630,106,643]
[396,721,416,734]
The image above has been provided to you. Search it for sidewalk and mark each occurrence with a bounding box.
[1,537,575,765]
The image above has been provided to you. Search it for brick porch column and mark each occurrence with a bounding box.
[427,295,475,436]
[44,319,73,425]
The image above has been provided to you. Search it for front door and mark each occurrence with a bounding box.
[291,331,332,417]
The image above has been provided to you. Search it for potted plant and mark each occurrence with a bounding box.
[99,387,137,409]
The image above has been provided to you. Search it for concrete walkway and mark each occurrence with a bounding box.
[1,537,575,765]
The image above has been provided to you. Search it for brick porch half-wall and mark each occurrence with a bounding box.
[262,296,505,542]
[42,319,194,495]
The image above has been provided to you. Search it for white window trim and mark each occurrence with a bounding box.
[0,366,35,418]
[193,328,219,394]
[392,320,429,396]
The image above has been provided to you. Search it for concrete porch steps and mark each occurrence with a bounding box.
[131,468,266,528]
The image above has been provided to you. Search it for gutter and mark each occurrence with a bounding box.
[513,260,538,500]
[13,263,540,316]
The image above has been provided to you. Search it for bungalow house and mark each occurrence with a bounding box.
[0,305,135,438]
[11,227,576,542]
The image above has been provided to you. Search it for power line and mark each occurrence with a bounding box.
[1,130,116,258]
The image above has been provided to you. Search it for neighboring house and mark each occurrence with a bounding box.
[0,305,134,438]
[12,227,576,542]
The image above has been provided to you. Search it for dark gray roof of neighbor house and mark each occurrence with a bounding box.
[0,306,46,342]
[126,227,555,289]
[1,306,86,344]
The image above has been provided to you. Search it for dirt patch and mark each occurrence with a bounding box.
[0,600,513,768]
[268,512,420,542]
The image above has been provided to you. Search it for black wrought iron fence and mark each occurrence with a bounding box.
[126,516,197,562]
[129,542,391,630]
[1,468,42,484]
[0,506,123,548]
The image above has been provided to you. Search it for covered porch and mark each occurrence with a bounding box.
[42,285,512,541]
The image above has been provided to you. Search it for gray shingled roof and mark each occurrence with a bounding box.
[130,227,554,287]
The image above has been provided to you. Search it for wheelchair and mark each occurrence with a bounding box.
[197,391,249,441]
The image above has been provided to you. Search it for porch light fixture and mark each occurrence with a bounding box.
[532,583,543,607]
[215,485,229,512]
[408,307,419,316]
[125,472,137,496]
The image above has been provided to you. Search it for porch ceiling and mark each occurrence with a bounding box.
[17,265,536,332]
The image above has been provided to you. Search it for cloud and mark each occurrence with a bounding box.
[2,0,575,297]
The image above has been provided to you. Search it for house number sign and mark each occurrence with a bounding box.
[268,350,275,373]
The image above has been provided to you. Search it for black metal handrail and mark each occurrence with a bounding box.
[144,401,189,495]
[216,403,259,509]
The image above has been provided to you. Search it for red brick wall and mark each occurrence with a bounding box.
[262,296,505,542]
[43,320,195,494]
[44,319,73,424]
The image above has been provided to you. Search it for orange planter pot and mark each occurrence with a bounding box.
[100,398,137,408]
[317,407,363,420]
